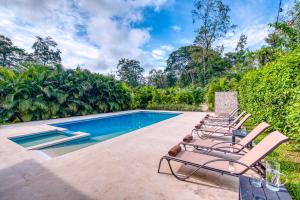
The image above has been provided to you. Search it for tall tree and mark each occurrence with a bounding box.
[166,46,192,82]
[235,34,248,64]
[32,36,61,66]
[193,0,236,84]
[166,45,228,87]
[0,34,26,68]
[147,69,166,88]
[267,1,300,50]
[224,34,248,69]
[235,34,247,52]
[166,46,199,86]
[116,58,144,87]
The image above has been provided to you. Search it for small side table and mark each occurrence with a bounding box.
[232,129,247,143]
[239,176,292,200]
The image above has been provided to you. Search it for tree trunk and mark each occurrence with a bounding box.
[2,53,7,67]
[202,47,209,86]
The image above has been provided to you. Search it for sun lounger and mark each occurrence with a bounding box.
[193,114,251,139]
[200,111,246,128]
[205,107,239,122]
[181,122,270,155]
[158,131,288,181]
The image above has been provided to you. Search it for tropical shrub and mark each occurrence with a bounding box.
[131,86,154,109]
[147,103,201,111]
[238,46,300,147]
[286,89,300,145]
[0,65,131,123]
[131,86,204,110]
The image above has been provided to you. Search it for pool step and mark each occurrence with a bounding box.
[27,132,90,150]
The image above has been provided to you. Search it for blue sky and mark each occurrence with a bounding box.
[0,0,294,74]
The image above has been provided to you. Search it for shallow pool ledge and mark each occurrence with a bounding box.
[27,132,90,150]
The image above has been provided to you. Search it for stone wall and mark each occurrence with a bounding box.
[215,92,239,114]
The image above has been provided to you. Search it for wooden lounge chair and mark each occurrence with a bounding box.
[201,111,246,128]
[182,122,270,155]
[193,114,251,139]
[158,131,288,181]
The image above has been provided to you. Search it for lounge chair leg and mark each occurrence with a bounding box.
[157,157,165,173]
[166,159,203,181]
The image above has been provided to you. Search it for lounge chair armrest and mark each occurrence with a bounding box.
[202,123,231,128]
[192,126,224,132]
[206,126,227,132]
[209,145,244,152]
[210,141,244,149]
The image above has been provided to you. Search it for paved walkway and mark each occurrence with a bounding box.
[0,111,238,200]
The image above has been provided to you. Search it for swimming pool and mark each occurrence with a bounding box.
[41,111,180,157]
[10,131,72,148]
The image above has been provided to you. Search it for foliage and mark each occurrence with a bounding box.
[0,34,61,68]
[266,1,300,51]
[224,34,256,75]
[192,0,236,81]
[116,58,144,87]
[205,72,241,110]
[286,88,300,145]
[235,39,248,65]
[0,65,131,123]
[238,46,300,147]
[0,34,27,68]
[165,45,230,87]
[147,103,201,111]
[147,69,166,88]
[32,36,61,65]
[131,86,204,110]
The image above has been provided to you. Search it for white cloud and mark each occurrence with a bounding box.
[216,24,270,52]
[171,25,181,32]
[179,38,192,45]
[151,45,174,61]
[0,0,100,70]
[0,0,171,73]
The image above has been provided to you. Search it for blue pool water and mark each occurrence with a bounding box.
[10,131,71,148]
[41,111,180,157]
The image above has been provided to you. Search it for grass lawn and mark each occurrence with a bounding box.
[244,120,300,200]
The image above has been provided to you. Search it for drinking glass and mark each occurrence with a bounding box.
[265,161,287,191]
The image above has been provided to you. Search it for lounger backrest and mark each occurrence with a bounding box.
[239,122,270,146]
[233,114,251,129]
[229,107,239,117]
[230,111,246,125]
[236,131,288,173]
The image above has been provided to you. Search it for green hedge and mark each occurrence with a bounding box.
[147,103,201,111]
[238,47,300,146]
[0,65,131,123]
[131,86,204,109]
[0,65,205,123]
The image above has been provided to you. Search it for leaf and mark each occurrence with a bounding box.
[18,99,32,112]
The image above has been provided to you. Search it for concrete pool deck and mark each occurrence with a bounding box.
[0,110,239,200]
